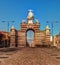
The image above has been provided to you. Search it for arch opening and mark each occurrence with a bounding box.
[0,34,9,48]
[26,29,35,47]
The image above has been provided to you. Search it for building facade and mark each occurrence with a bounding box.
[10,10,51,48]
[53,33,60,47]
[0,31,9,47]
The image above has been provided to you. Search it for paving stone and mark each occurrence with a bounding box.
[0,48,60,65]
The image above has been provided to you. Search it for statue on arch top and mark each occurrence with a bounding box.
[27,9,34,20]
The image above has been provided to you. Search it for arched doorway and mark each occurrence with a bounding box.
[0,34,8,48]
[0,34,4,47]
[26,29,34,47]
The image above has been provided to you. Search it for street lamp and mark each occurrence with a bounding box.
[46,21,59,46]
[46,21,53,37]
[2,21,15,48]
[2,21,6,48]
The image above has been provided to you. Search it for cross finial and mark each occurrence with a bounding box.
[22,20,26,22]
[35,19,38,21]
[28,9,33,12]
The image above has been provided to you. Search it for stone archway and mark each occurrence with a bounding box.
[10,10,51,48]
[26,29,35,47]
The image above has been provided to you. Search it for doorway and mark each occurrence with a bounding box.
[26,29,34,47]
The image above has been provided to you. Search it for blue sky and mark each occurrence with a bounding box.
[0,0,60,36]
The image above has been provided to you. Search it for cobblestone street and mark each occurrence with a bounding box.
[0,47,60,65]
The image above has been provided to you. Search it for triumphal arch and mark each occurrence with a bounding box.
[10,10,51,47]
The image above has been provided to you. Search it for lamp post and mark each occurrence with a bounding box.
[2,21,15,48]
[46,21,53,37]
[2,21,6,48]
[46,21,59,46]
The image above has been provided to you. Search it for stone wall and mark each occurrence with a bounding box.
[18,31,26,47]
